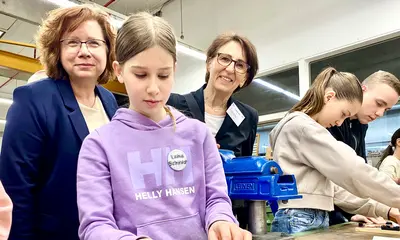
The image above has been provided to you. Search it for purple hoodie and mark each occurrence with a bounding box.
[77,108,237,240]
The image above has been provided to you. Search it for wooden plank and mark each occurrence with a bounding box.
[356,227,400,236]
[294,223,400,240]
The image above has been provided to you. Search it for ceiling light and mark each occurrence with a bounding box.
[0,98,13,105]
[46,0,207,61]
[254,79,301,101]
[109,17,124,29]
[46,0,78,7]
[110,19,206,61]
[176,43,206,61]
[0,31,5,38]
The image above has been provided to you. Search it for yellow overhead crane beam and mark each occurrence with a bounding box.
[0,50,42,73]
[102,80,126,95]
[0,40,127,95]
[0,39,37,49]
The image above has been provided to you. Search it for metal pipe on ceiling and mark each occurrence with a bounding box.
[0,72,19,89]
[103,0,116,8]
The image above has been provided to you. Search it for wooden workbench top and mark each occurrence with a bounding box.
[294,222,400,240]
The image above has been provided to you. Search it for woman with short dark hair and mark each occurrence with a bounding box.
[168,32,259,228]
[168,32,259,157]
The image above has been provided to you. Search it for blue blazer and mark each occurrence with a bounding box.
[0,78,118,240]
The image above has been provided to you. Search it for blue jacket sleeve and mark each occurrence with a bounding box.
[0,85,47,239]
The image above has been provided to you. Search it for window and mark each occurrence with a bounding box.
[257,122,278,155]
[310,37,400,83]
[366,105,400,166]
[234,67,300,115]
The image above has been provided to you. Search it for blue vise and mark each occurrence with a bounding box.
[220,150,302,202]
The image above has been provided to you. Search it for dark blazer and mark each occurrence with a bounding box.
[167,85,259,157]
[0,78,118,240]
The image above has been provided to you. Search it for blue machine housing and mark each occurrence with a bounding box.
[220,150,302,202]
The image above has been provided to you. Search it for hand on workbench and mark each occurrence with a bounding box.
[208,221,251,240]
[389,208,400,223]
[351,214,386,224]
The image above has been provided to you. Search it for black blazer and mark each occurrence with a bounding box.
[0,78,118,240]
[167,85,258,157]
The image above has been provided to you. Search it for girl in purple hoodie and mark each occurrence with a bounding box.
[76,12,251,240]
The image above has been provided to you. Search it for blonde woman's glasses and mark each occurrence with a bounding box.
[60,39,107,53]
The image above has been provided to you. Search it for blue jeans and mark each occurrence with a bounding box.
[271,208,329,234]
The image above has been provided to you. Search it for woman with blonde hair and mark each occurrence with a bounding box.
[270,67,400,234]
[0,5,118,240]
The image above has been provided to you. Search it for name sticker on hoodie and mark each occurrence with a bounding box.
[227,103,245,127]
[168,149,187,171]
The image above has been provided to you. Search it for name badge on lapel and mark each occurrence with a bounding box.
[227,103,245,127]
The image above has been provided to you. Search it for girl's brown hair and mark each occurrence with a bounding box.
[290,67,363,116]
[115,12,176,64]
[115,12,177,128]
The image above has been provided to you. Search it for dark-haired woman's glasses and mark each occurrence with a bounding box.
[217,53,250,74]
